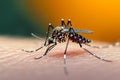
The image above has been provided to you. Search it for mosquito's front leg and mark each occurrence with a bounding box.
[22,44,48,53]
[44,23,54,46]
[35,42,57,59]
[22,23,54,53]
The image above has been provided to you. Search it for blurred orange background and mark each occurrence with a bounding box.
[25,0,120,42]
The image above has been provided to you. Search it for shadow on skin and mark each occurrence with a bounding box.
[50,49,85,58]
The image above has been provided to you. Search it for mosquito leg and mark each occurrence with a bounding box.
[22,23,54,53]
[61,19,66,27]
[62,37,70,76]
[22,45,45,53]
[67,19,72,26]
[79,43,112,62]
[83,48,112,62]
[64,38,70,64]
[44,23,54,46]
[34,42,57,59]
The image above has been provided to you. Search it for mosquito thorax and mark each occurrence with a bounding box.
[53,26,64,31]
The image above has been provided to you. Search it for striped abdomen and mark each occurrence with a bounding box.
[69,33,91,44]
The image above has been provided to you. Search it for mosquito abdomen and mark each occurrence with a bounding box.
[69,33,91,44]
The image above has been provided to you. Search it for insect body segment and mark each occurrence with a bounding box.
[51,26,67,43]
[22,19,112,63]
[69,29,91,44]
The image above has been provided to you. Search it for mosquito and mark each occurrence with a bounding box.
[22,19,112,64]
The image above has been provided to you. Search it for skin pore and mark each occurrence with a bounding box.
[0,36,120,80]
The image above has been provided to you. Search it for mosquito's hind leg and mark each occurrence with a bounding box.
[79,43,112,62]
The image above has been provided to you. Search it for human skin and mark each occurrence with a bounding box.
[0,36,120,80]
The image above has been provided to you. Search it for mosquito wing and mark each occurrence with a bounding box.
[63,28,93,34]
[74,30,93,34]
